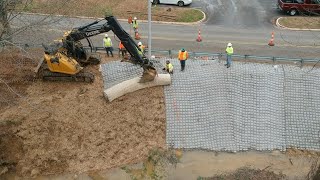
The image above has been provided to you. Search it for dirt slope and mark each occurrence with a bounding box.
[0,54,166,176]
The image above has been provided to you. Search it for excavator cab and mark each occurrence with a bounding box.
[42,43,82,75]
[35,43,94,82]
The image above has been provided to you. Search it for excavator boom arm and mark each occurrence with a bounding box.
[66,16,152,68]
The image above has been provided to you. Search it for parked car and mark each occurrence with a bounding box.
[278,0,320,16]
[151,0,192,7]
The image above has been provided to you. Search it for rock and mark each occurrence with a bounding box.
[0,167,8,176]
[31,168,40,177]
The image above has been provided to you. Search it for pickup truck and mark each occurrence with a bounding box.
[278,0,320,16]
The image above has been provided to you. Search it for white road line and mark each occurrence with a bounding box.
[217,0,222,6]
[230,0,238,12]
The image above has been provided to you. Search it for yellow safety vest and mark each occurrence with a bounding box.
[226,47,233,55]
[133,20,138,28]
[104,38,112,47]
[166,63,173,72]
[139,45,145,53]
[178,51,188,60]
[137,47,143,55]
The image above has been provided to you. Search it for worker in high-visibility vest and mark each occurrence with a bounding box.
[225,43,233,68]
[118,41,127,58]
[103,34,113,57]
[178,48,188,71]
[132,17,138,33]
[163,60,174,74]
[138,42,145,54]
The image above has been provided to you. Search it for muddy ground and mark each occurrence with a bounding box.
[1,48,320,180]
[0,49,166,177]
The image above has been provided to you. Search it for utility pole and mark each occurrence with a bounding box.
[147,0,152,59]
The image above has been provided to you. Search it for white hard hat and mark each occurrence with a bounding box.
[105,34,108,37]
[138,42,142,46]
[227,43,232,47]
[134,17,137,20]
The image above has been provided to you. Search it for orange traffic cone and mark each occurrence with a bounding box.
[268,32,275,46]
[196,29,202,42]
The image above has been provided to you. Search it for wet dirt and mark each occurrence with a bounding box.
[1,50,319,179]
[3,150,317,180]
[0,52,166,177]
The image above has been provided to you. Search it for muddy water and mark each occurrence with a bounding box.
[1,150,316,180]
[170,151,315,180]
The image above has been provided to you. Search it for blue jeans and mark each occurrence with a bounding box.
[180,60,186,71]
[226,55,232,66]
[105,47,113,57]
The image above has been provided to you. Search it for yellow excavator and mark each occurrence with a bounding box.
[35,16,157,82]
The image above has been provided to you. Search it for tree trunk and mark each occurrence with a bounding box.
[0,0,12,41]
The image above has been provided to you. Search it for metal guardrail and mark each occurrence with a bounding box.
[84,46,320,67]
[2,43,320,66]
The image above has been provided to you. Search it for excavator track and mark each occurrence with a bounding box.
[40,69,94,83]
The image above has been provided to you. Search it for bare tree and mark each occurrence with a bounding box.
[0,0,74,43]
[0,0,12,40]
[0,0,34,41]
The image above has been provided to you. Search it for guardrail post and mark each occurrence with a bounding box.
[169,50,172,59]
[244,54,249,63]
[272,57,276,64]
[300,59,304,68]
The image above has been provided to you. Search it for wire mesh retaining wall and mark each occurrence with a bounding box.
[101,59,320,152]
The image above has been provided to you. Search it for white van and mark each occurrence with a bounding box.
[151,0,192,7]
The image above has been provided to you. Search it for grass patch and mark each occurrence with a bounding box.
[279,17,320,29]
[177,9,203,22]
[23,0,203,22]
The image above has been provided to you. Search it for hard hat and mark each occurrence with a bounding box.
[138,42,142,46]
[181,48,185,52]
[227,43,232,47]
[105,34,108,37]
[134,17,137,20]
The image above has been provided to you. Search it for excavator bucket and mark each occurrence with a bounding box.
[140,66,157,83]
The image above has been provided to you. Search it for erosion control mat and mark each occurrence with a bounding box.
[102,59,320,152]
[164,60,320,151]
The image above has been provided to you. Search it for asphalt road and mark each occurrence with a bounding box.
[10,2,320,60]
[191,0,280,27]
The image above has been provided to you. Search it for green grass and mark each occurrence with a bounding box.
[279,17,320,29]
[21,0,204,23]
[177,9,203,22]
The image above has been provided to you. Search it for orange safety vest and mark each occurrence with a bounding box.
[178,51,188,60]
[119,42,125,49]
